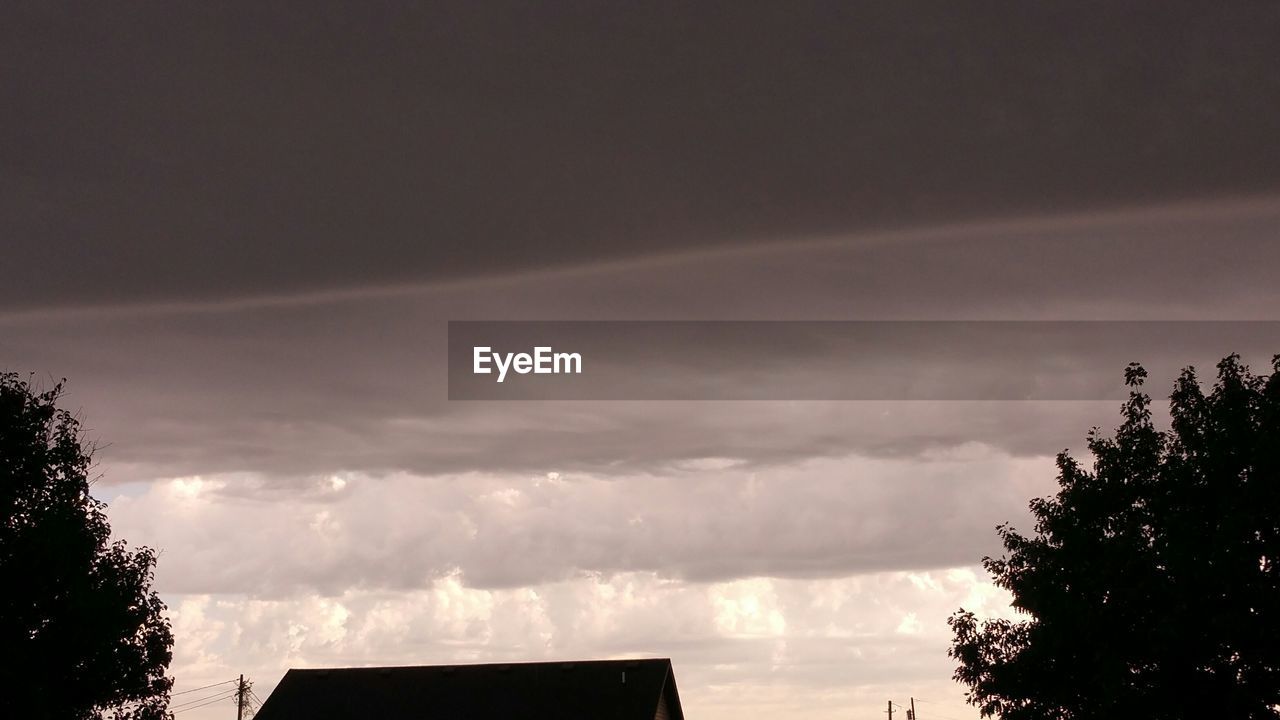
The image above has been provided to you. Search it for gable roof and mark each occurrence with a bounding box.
[253,658,684,720]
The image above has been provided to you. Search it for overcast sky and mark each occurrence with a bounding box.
[4,3,1280,719]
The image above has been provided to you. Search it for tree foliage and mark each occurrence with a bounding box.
[0,373,173,720]
[950,355,1280,718]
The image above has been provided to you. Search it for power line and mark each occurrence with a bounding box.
[887,696,973,720]
[172,691,238,714]
[171,690,237,711]
[173,698,235,715]
[171,689,238,711]
[172,679,237,697]
[167,674,256,715]
[910,697,970,720]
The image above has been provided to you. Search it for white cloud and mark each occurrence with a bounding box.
[163,568,1002,719]
[105,452,1041,719]
[106,450,1055,595]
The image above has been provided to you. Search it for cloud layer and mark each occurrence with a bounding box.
[7,5,1280,715]
[5,3,1280,308]
[5,199,1279,481]
[4,199,1278,718]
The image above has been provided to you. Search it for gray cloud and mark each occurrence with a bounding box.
[4,3,1280,309]
[3,199,1277,480]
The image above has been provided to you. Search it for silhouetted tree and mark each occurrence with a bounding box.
[0,373,173,720]
[950,355,1280,719]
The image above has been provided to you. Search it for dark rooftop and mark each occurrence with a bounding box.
[253,658,683,720]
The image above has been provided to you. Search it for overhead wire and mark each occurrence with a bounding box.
[171,690,238,713]
[166,675,261,715]
[171,679,236,697]
[906,697,971,720]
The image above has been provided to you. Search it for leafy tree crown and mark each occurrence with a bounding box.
[951,355,1280,719]
[1,373,174,720]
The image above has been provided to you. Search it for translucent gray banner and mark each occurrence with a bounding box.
[447,321,1280,400]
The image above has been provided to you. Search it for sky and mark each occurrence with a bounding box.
[4,3,1280,719]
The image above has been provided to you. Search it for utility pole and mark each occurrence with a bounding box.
[236,674,245,720]
[910,697,917,720]
[887,699,893,720]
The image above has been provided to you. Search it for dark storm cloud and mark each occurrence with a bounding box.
[4,2,1280,309]
[2,200,1277,481]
